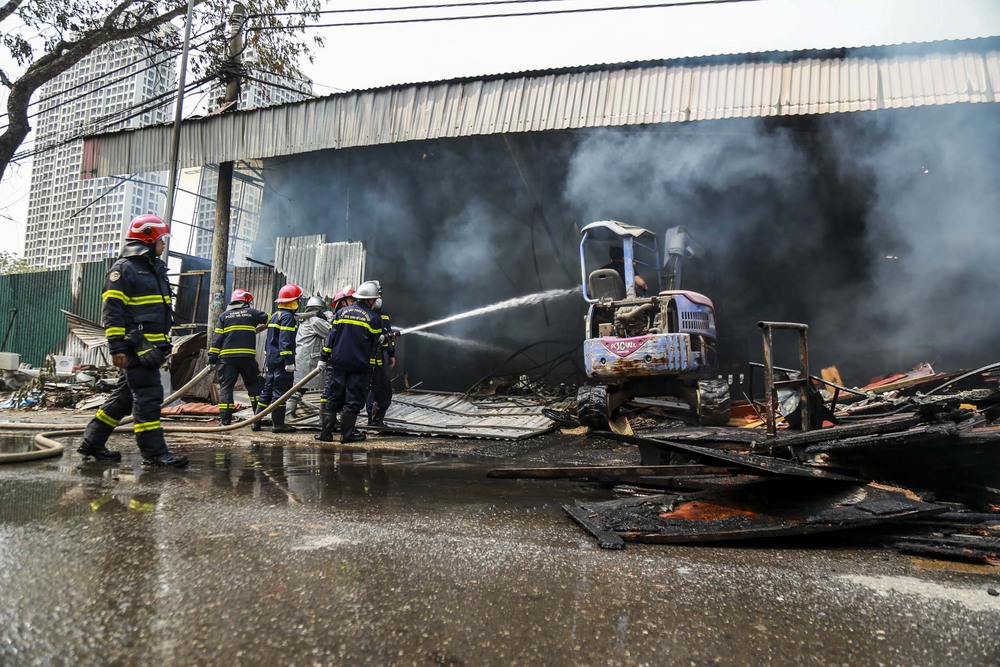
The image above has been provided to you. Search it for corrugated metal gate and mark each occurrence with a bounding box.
[0,269,73,367]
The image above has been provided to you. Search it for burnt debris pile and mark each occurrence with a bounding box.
[493,360,1000,565]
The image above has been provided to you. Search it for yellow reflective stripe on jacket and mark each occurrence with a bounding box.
[102,290,171,306]
[381,315,390,320]
[267,323,297,332]
[333,318,382,335]
[133,420,161,433]
[221,325,257,333]
[136,347,154,357]
[214,328,224,334]
[279,350,293,356]
[219,348,257,355]
[105,327,126,338]
[208,347,221,354]
[94,409,120,427]
[143,332,169,342]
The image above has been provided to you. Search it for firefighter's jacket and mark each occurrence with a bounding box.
[373,307,395,367]
[264,309,298,368]
[320,303,382,373]
[102,243,173,356]
[208,303,268,363]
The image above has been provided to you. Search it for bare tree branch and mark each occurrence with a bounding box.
[0,0,26,26]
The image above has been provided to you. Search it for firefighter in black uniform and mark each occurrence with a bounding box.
[315,287,354,441]
[77,214,188,467]
[252,283,302,433]
[366,281,396,426]
[316,281,382,444]
[208,288,267,425]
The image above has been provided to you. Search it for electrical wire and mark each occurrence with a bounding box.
[0,28,218,124]
[9,76,213,163]
[251,0,759,19]
[246,0,764,30]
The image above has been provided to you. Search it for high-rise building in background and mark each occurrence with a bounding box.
[187,66,313,265]
[23,37,176,269]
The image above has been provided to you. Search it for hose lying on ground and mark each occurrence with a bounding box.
[0,367,320,464]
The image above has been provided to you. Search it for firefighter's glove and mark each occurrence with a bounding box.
[387,330,400,340]
[316,361,328,371]
[285,364,296,373]
[137,346,164,369]
[129,330,164,369]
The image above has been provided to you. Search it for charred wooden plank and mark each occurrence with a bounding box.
[596,431,865,481]
[574,480,947,545]
[486,464,734,479]
[760,415,922,451]
[563,504,625,550]
[802,422,959,455]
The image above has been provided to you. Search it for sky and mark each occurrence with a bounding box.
[1,0,999,256]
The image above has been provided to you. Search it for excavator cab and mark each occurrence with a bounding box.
[577,220,730,427]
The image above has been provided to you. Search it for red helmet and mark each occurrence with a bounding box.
[332,287,355,303]
[275,283,303,303]
[125,214,170,244]
[230,289,253,304]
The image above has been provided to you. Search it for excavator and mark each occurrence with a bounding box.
[576,220,730,427]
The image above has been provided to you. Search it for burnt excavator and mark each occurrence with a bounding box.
[576,220,730,427]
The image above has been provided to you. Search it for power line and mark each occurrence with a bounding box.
[246,0,764,30]
[10,76,213,163]
[0,28,219,124]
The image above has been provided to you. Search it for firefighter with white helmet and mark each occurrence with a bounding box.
[366,280,396,427]
[77,214,187,467]
[252,283,302,433]
[208,288,268,425]
[316,281,381,443]
[285,295,331,419]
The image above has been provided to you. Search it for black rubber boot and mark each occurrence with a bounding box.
[331,412,340,433]
[250,403,263,432]
[340,413,366,444]
[271,406,296,434]
[143,452,189,467]
[219,408,232,426]
[368,403,386,427]
[77,442,122,461]
[315,409,334,442]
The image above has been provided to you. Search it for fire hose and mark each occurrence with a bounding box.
[0,367,321,464]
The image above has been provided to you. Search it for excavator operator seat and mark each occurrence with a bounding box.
[588,269,626,301]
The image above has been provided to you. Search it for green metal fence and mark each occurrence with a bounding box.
[0,269,73,367]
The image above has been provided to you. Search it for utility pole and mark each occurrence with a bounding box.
[206,2,245,343]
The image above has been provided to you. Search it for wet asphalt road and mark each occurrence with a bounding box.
[1,428,999,666]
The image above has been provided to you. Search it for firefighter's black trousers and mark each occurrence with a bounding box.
[325,367,370,416]
[217,357,263,410]
[258,365,293,409]
[367,356,392,413]
[81,361,168,458]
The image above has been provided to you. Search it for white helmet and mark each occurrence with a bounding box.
[305,296,325,309]
[355,281,379,300]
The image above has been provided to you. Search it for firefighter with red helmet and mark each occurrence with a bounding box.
[77,214,188,467]
[314,286,355,440]
[316,281,382,444]
[252,283,302,433]
[208,288,268,425]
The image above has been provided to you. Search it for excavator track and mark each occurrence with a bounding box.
[576,385,610,429]
[696,378,731,426]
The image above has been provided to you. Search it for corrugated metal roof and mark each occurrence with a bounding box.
[291,391,566,440]
[84,38,1000,178]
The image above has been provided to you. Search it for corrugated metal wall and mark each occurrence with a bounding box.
[273,235,365,298]
[86,39,1000,177]
[232,265,285,359]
